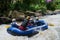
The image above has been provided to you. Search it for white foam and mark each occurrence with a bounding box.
[0,14,60,40]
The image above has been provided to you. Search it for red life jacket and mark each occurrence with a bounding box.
[19,25,27,30]
[19,19,29,30]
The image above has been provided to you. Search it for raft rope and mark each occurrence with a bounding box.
[26,23,48,31]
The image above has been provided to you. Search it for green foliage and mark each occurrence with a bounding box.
[46,1,56,11]
[0,0,11,16]
[1,0,60,16]
[56,4,60,9]
[9,0,58,11]
[9,3,15,10]
[44,0,57,11]
[29,4,40,11]
[55,0,60,9]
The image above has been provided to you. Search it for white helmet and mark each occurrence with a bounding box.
[30,18,33,20]
[12,18,16,22]
[36,17,39,19]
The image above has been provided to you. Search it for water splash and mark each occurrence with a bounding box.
[0,14,60,40]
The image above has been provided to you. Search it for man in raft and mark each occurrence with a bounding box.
[19,16,31,30]
[11,18,19,28]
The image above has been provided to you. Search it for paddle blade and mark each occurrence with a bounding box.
[48,23,54,26]
[5,25,10,28]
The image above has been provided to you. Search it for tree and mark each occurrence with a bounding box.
[0,0,11,16]
[46,0,56,11]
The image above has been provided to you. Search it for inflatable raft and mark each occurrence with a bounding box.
[7,20,48,35]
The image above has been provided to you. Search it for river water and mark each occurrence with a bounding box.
[0,14,60,40]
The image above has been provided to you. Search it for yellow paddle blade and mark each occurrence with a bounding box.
[48,23,55,26]
[5,25,10,28]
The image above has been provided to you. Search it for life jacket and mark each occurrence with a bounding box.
[19,25,27,30]
[11,22,18,28]
[19,19,29,30]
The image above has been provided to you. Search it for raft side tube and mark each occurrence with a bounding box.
[26,23,48,31]
[7,27,34,35]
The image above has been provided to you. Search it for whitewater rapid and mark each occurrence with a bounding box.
[0,14,60,40]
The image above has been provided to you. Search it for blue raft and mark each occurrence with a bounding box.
[7,20,48,35]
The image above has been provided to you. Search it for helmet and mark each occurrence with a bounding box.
[36,17,39,20]
[12,18,16,22]
[26,16,30,20]
[30,18,33,20]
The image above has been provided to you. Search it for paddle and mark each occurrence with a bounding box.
[5,25,10,28]
[48,23,55,26]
